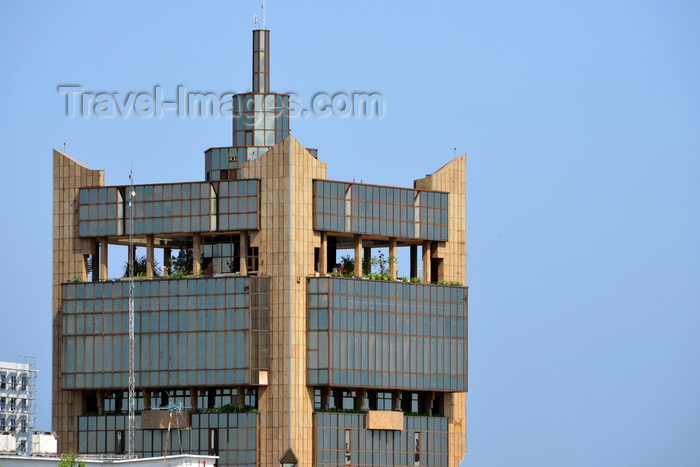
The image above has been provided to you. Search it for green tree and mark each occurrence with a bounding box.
[58,452,86,467]
[123,255,161,277]
[167,248,193,276]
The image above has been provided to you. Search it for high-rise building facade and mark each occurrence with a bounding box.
[52,28,467,467]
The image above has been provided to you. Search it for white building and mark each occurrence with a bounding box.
[1,359,37,453]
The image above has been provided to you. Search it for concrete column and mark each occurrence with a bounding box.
[237,386,246,409]
[410,245,417,280]
[321,387,331,410]
[355,388,367,411]
[363,247,372,276]
[163,247,171,276]
[190,387,198,412]
[100,238,109,281]
[427,391,436,416]
[92,241,100,282]
[193,234,201,276]
[389,237,397,279]
[239,232,248,276]
[146,235,154,279]
[354,235,362,278]
[319,232,327,274]
[391,391,401,411]
[327,236,337,273]
[422,241,431,283]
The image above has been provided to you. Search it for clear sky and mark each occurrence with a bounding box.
[1,1,698,466]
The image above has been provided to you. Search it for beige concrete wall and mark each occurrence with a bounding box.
[240,137,327,467]
[52,150,104,453]
[415,155,467,465]
[414,155,467,284]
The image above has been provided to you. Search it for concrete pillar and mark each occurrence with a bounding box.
[190,387,198,412]
[355,388,367,411]
[422,241,431,283]
[146,235,154,279]
[100,238,109,281]
[240,232,248,276]
[193,234,201,277]
[363,247,372,276]
[410,245,417,280]
[391,391,401,411]
[319,232,327,274]
[427,392,436,416]
[92,241,100,282]
[237,387,246,409]
[327,236,337,272]
[321,387,331,410]
[354,235,362,278]
[163,247,171,276]
[389,237,397,279]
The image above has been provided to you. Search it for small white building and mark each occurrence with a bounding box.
[0,431,57,455]
[0,454,218,467]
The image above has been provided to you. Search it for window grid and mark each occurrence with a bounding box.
[61,276,269,389]
[77,180,260,237]
[307,277,468,392]
[78,187,123,237]
[313,180,448,241]
[78,412,258,466]
[314,413,449,467]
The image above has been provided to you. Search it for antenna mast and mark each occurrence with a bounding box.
[127,171,136,457]
[262,0,266,29]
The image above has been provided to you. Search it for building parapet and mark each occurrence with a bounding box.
[78,180,260,238]
[313,179,449,241]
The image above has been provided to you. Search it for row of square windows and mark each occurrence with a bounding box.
[308,294,467,316]
[0,417,28,432]
[80,181,259,211]
[63,277,265,299]
[307,333,466,378]
[308,308,467,337]
[308,369,467,392]
[63,369,253,390]
[314,181,448,208]
[63,309,256,334]
[0,396,27,411]
[308,278,467,302]
[316,199,448,224]
[62,332,256,374]
[0,374,28,390]
[78,426,257,461]
[94,388,258,414]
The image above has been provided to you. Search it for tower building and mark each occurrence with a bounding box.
[52,28,468,466]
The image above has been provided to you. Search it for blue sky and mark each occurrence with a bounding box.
[1,1,698,466]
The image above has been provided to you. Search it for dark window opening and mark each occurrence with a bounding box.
[115,431,125,454]
[84,391,98,414]
[208,428,219,456]
[245,387,258,409]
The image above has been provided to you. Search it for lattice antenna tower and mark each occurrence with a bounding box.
[127,171,136,457]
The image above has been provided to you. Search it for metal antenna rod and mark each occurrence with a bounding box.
[262,0,266,29]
